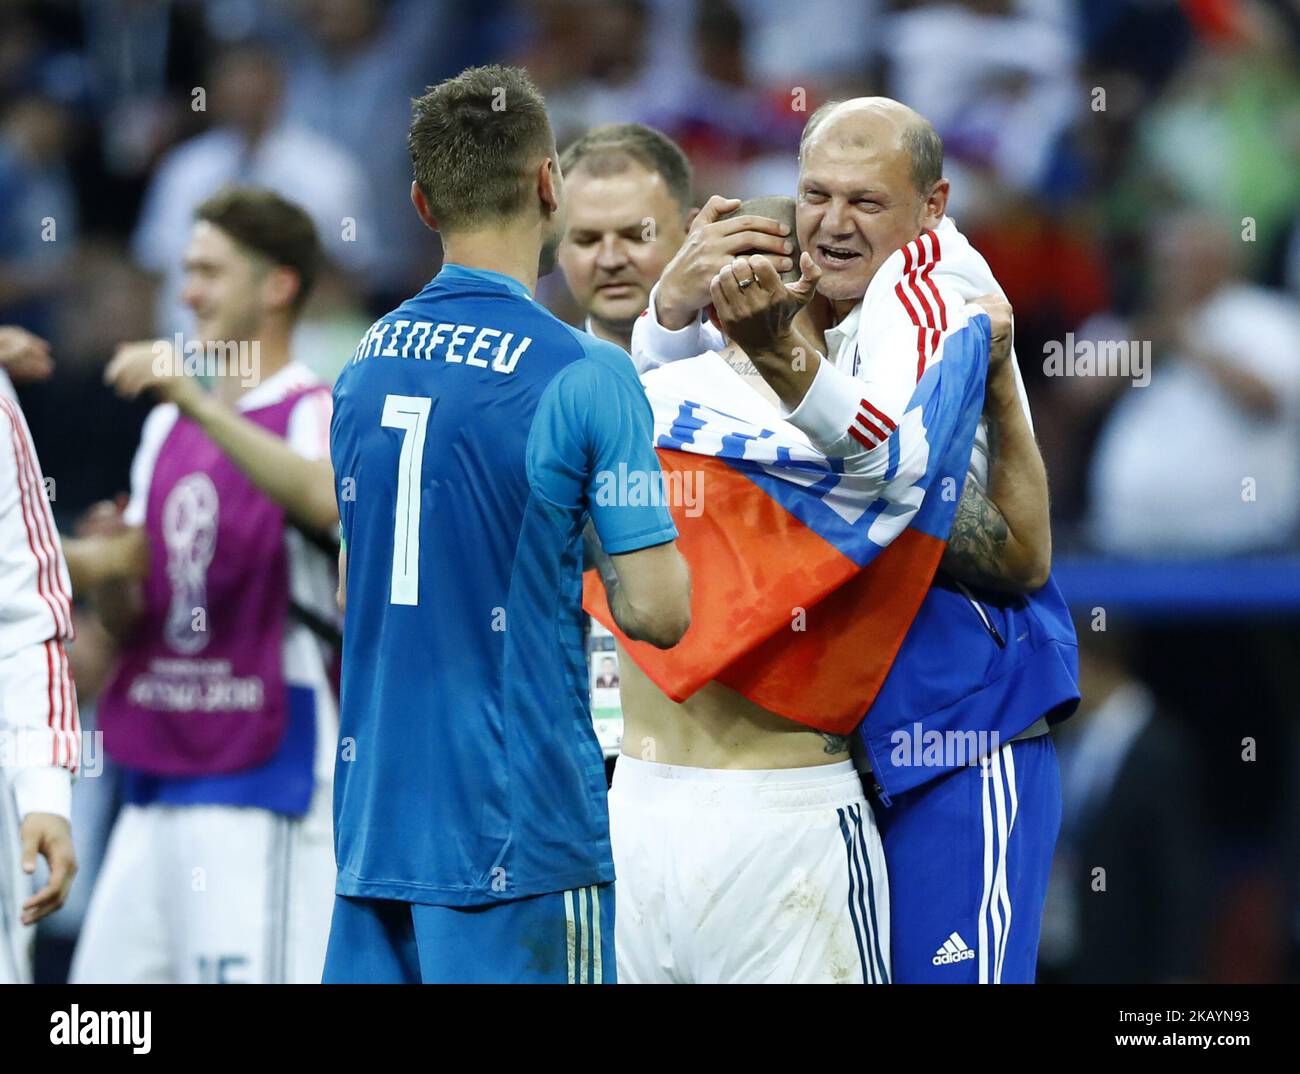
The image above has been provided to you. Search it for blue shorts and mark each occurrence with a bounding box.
[321,884,616,984]
[871,734,1061,983]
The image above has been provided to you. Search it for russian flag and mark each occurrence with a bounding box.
[585,308,990,736]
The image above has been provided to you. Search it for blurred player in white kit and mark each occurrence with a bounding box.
[0,327,80,983]
[62,188,339,983]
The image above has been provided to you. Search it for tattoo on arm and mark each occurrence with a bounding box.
[817,732,850,755]
[941,477,1011,590]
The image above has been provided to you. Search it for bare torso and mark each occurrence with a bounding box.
[616,640,850,769]
[614,337,850,769]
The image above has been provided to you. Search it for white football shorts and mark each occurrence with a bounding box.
[609,755,890,984]
[68,780,334,984]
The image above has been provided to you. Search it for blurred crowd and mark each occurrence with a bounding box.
[2,0,1299,982]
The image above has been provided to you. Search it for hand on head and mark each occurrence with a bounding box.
[654,195,795,330]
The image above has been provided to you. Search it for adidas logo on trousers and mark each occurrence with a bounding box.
[933,931,976,966]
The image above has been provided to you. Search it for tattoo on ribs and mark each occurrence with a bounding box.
[818,732,850,755]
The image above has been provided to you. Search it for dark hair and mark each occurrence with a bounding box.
[560,123,694,215]
[800,100,944,195]
[409,65,555,233]
[194,186,321,312]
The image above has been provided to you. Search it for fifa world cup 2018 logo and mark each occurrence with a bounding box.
[162,473,219,654]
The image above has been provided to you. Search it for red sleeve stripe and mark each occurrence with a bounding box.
[906,255,938,327]
[919,232,948,336]
[2,399,78,767]
[5,400,73,635]
[1,399,72,638]
[893,279,921,328]
[43,639,63,769]
[853,413,888,444]
[847,425,877,450]
[853,231,948,448]
[44,638,79,772]
[847,397,895,451]
[17,405,73,637]
[895,230,947,382]
[1,402,78,770]
[57,639,79,772]
[1,400,56,636]
[42,638,58,764]
[906,240,939,379]
[860,398,897,432]
[57,636,77,771]
[894,281,930,383]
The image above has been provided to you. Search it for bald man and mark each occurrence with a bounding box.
[631,98,1078,984]
[601,197,890,983]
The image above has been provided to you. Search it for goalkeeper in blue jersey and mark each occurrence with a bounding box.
[322,65,691,984]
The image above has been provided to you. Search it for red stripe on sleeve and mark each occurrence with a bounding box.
[3,399,72,635]
[894,282,929,384]
[907,272,937,335]
[43,639,60,764]
[854,413,887,443]
[847,425,876,450]
[860,398,897,432]
[920,232,948,331]
[1,402,63,637]
[57,640,79,773]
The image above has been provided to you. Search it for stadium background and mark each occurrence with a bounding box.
[1,0,1297,983]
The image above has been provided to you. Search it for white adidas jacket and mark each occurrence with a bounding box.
[629,215,1034,490]
[0,369,79,820]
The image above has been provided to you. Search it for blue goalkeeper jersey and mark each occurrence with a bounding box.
[329,264,677,906]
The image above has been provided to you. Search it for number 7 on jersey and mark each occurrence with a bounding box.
[381,394,431,605]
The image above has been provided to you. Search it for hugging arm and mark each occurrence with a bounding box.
[941,298,1051,594]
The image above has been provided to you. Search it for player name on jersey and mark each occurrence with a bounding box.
[350,317,533,375]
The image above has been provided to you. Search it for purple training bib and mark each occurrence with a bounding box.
[99,385,327,776]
